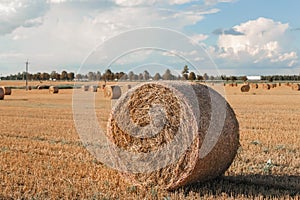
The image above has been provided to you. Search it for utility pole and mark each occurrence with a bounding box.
[25,60,29,91]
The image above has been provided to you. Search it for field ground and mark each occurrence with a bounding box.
[0,81,299,199]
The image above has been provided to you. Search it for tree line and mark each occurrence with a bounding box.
[1,66,299,82]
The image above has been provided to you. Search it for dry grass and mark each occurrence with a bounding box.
[0,81,299,199]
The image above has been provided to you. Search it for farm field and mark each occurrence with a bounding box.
[0,81,299,199]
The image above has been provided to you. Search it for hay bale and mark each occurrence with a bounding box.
[49,86,59,94]
[278,83,281,87]
[251,83,258,89]
[1,86,11,95]
[82,85,89,91]
[292,84,300,91]
[263,84,271,90]
[107,82,239,190]
[0,88,4,100]
[90,85,98,92]
[104,85,121,99]
[28,86,32,90]
[241,84,250,92]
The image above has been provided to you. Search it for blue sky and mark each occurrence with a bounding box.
[0,0,300,76]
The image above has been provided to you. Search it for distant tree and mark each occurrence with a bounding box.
[203,73,209,81]
[138,73,143,81]
[197,75,203,81]
[128,71,134,81]
[230,76,237,82]
[96,71,101,81]
[162,69,173,80]
[88,72,95,81]
[188,72,196,81]
[143,70,150,80]
[61,70,68,80]
[153,73,161,81]
[268,76,273,82]
[210,75,215,81]
[75,73,82,80]
[41,72,50,80]
[67,72,75,81]
[241,76,248,82]
[182,65,189,80]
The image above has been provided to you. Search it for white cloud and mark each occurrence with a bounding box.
[0,0,49,35]
[214,17,298,67]
[204,0,235,6]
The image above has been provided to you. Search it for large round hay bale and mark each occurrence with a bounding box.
[292,84,300,91]
[0,88,4,100]
[106,82,239,190]
[241,84,250,92]
[82,85,89,91]
[1,86,11,95]
[49,86,59,94]
[104,85,121,99]
[90,85,98,92]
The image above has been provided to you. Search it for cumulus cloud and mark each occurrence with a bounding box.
[212,17,298,67]
[0,0,49,35]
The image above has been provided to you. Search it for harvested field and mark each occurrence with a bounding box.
[0,81,299,199]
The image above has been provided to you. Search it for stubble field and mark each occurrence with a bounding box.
[0,81,299,199]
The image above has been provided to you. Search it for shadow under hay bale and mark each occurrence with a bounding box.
[49,86,59,94]
[1,86,12,95]
[37,85,50,90]
[0,88,4,100]
[107,82,239,190]
[104,85,121,99]
[292,84,300,91]
[241,85,250,92]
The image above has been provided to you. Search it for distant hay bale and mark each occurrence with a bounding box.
[292,84,300,91]
[104,85,121,99]
[28,86,32,90]
[49,86,59,94]
[82,85,89,91]
[278,83,281,87]
[90,85,98,92]
[0,88,4,100]
[285,83,291,87]
[241,84,250,92]
[263,84,271,90]
[251,83,258,89]
[107,82,239,190]
[1,86,11,95]
[271,83,277,88]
